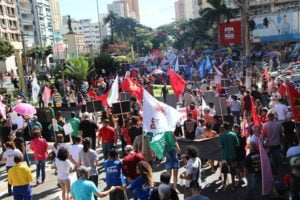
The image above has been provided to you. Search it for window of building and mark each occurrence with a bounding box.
[4,33,8,40]
[0,5,4,14]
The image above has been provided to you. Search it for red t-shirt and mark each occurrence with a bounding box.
[121,127,131,145]
[122,152,144,179]
[98,126,116,143]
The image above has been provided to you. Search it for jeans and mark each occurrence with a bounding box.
[106,186,125,200]
[231,111,241,124]
[246,173,261,197]
[24,152,31,167]
[36,160,46,182]
[102,142,114,160]
[13,185,32,200]
[267,145,280,175]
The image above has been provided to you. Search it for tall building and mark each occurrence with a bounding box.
[184,0,200,20]
[175,0,185,21]
[0,0,23,73]
[49,0,61,32]
[32,0,54,46]
[60,16,109,53]
[123,0,140,22]
[107,1,125,17]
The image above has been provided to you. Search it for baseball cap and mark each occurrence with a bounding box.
[124,145,133,152]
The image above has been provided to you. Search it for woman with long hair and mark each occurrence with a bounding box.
[111,161,153,200]
[78,138,99,200]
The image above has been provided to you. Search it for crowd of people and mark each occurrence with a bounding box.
[0,53,300,200]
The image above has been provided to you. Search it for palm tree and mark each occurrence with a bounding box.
[199,0,234,45]
[104,11,118,42]
[65,56,94,83]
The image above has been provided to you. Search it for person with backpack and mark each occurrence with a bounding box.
[30,128,49,185]
[180,145,202,198]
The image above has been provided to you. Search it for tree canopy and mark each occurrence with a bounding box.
[0,37,14,61]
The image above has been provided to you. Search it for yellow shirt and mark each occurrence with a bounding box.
[8,163,33,186]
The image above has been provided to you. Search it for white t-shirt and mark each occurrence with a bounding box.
[186,157,202,187]
[230,100,241,112]
[68,144,83,163]
[52,143,70,156]
[14,115,25,129]
[273,103,288,121]
[3,149,23,167]
[55,158,72,180]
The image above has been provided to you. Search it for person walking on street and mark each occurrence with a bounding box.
[8,155,33,200]
[67,112,80,144]
[78,112,98,150]
[98,119,117,160]
[30,128,48,185]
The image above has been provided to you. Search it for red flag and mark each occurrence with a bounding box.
[168,68,186,98]
[264,67,269,81]
[278,83,287,97]
[286,82,300,122]
[94,89,109,106]
[251,97,261,125]
[121,77,143,101]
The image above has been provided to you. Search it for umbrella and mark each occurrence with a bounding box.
[13,103,36,116]
[286,146,300,158]
[264,51,282,58]
[151,69,164,75]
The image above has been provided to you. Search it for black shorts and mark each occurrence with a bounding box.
[221,160,237,175]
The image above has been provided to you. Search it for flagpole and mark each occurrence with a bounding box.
[219,97,224,122]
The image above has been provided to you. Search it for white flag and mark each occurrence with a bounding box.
[201,97,210,111]
[107,75,119,106]
[32,78,40,104]
[143,90,180,133]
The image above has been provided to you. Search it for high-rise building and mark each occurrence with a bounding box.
[123,0,140,22]
[0,0,23,73]
[49,0,61,32]
[32,0,54,46]
[175,0,185,21]
[60,16,109,53]
[184,0,200,20]
[107,1,125,17]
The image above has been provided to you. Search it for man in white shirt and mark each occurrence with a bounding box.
[273,99,288,123]
[230,95,242,124]
[68,136,83,167]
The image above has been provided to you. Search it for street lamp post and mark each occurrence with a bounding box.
[96,0,102,55]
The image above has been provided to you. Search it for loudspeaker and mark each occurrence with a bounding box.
[112,101,131,114]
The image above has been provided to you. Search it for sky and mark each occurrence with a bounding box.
[59,0,175,28]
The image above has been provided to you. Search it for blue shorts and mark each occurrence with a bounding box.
[165,149,180,170]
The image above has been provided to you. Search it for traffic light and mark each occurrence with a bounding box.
[249,20,256,31]
[263,17,268,27]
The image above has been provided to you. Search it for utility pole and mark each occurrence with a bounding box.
[234,0,251,56]
[96,0,102,55]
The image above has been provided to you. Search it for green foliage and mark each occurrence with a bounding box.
[0,37,14,61]
[27,46,53,59]
[65,56,93,82]
[94,55,114,74]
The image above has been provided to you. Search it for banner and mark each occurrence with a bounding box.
[252,12,300,43]
[147,131,176,159]
[219,21,242,46]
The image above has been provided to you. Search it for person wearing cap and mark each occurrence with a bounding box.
[184,180,209,200]
[98,119,117,160]
[283,156,300,200]
[122,145,144,181]
[71,166,112,200]
[78,112,98,150]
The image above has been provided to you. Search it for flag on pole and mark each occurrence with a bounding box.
[121,77,143,101]
[31,78,40,104]
[286,82,300,122]
[143,90,181,159]
[258,139,273,196]
[168,68,186,98]
[42,87,51,106]
[107,75,119,107]
[201,97,210,111]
